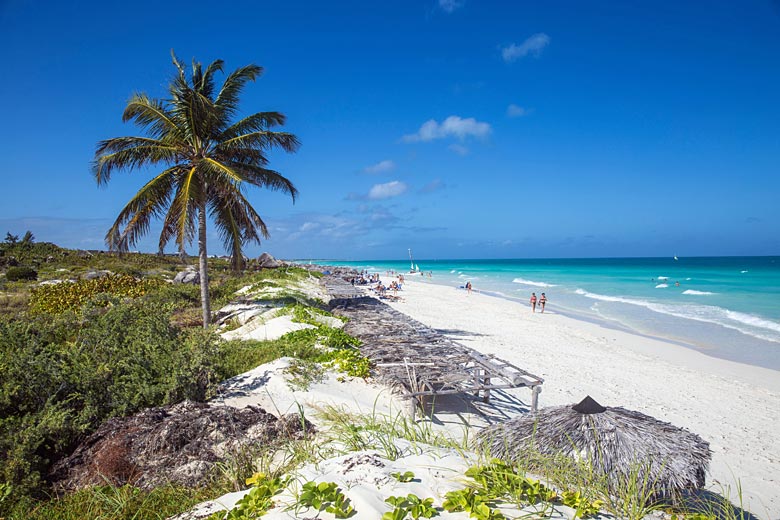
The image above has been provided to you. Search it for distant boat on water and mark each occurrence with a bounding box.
[408,248,421,273]
[674,255,679,261]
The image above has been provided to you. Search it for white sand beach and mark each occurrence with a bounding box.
[383,276,780,518]
[183,273,780,520]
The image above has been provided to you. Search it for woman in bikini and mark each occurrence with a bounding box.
[530,292,537,312]
[539,293,547,313]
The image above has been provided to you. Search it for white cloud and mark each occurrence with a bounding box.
[448,143,469,156]
[368,181,408,200]
[363,159,395,174]
[299,222,320,232]
[501,33,550,62]
[420,179,446,193]
[402,115,491,143]
[507,104,528,117]
[439,0,464,13]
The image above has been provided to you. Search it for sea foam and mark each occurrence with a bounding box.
[512,277,556,288]
[655,284,668,288]
[574,288,780,343]
[682,289,715,295]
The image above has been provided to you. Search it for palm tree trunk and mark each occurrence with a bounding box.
[198,196,211,328]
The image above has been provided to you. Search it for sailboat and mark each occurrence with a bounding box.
[674,255,679,261]
[408,249,421,273]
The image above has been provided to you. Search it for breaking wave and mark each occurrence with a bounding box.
[682,290,715,295]
[573,289,780,343]
[512,278,556,288]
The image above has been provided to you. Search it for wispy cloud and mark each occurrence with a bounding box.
[438,0,464,13]
[448,143,469,156]
[402,115,491,143]
[506,104,529,117]
[363,159,395,174]
[501,33,550,62]
[368,181,408,200]
[419,179,446,194]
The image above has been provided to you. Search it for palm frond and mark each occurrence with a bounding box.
[93,138,179,185]
[171,167,200,253]
[214,64,263,117]
[122,94,179,139]
[105,167,180,250]
[198,59,224,98]
[221,111,287,140]
[231,164,298,202]
[217,130,300,155]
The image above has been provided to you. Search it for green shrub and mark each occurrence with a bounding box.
[0,302,228,503]
[29,274,165,314]
[5,266,37,281]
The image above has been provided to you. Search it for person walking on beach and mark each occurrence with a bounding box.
[539,293,547,313]
[530,292,537,312]
[466,281,472,294]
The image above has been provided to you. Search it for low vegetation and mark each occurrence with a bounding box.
[0,237,355,518]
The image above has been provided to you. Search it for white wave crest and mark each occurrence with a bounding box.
[682,290,715,295]
[573,289,780,343]
[741,270,749,274]
[657,276,669,280]
[512,277,556,288]
[655,284,668,288]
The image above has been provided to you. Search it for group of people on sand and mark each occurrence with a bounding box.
[370,273,404,300]
[350,272,380,285]
[530,292,547,313]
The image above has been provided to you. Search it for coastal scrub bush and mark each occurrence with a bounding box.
[28,274,165,314]
[5,266,37,281]
[0,301,229,503]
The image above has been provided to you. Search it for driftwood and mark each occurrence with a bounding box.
[320,273,543,418]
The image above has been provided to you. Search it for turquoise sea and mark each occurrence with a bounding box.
[310,257,780,371]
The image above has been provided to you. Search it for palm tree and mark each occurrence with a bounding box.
[93,52,300,327]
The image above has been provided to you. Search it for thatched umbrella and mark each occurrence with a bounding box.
[476,396,711,496]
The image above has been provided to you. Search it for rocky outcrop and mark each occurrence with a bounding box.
[256,252,282,269]
[49,400,314,492]
[82,269,112,280]
[173,267,200,284]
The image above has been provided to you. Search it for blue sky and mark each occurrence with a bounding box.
[1,0,779,260]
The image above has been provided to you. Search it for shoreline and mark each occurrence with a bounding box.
[390,269,780,373]
[378,274,780,518]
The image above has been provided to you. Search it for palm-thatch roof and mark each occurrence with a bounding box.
[476,396,711,496]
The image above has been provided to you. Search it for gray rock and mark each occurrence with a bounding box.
[82,270,112,280]
[174,268,200,284]
[257,252,282,269]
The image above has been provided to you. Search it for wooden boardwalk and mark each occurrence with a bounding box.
[323,274,543,418]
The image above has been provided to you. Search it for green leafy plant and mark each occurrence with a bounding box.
[297,481,355,518]
[321,347,371,378]
[464,460,557,508]
[384,494,439,519]
[561,490,603,519]
[208,473,287,519]
[442,489,505,520]
[391,471,416,483]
